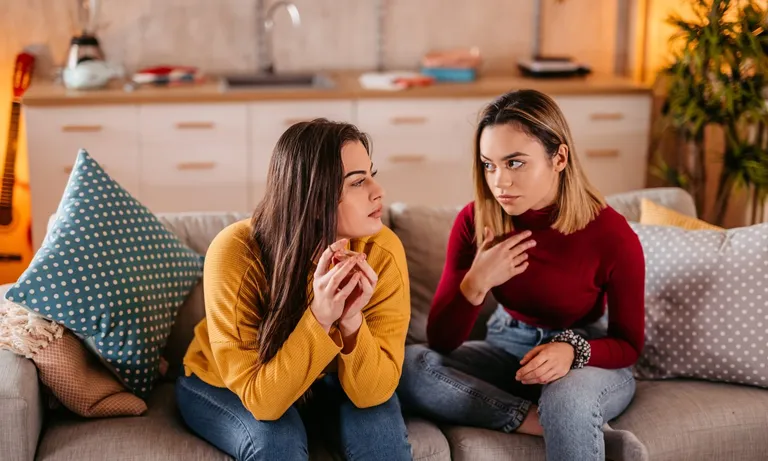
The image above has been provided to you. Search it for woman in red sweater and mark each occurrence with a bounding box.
[397,89,646,460]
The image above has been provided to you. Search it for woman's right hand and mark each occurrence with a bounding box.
[460,228,536,305]
[311,239,364,332]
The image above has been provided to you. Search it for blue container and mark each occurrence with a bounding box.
[421,67,477,82]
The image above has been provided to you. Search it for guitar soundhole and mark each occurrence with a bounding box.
[0,207,12,226]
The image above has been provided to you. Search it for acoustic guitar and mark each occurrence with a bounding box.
[0,52,35,283]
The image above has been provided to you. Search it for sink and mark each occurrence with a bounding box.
[220,73,335,91]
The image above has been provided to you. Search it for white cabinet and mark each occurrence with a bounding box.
[555,95,652,138]
[138,104,249,213]
[24,106,140,248]
[356,99,485,207]
[247,101,354,208]
[576,134,650,196]
[556,95,652,196]
[23,92,652,250]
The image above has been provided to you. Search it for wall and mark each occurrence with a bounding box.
[0,0,621,77]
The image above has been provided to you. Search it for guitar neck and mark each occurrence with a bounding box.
[0,101,21,208]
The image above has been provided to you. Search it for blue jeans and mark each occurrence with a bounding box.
[398,305,635,461]
[176,372,412,461]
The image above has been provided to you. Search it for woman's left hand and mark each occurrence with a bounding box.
[338,259,378,329]
[515,342,575,385]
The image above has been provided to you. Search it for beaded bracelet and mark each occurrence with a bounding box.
[551,329,591,369]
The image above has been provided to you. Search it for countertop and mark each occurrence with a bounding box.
[23,71,651,107]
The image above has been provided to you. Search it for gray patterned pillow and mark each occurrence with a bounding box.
[630,222,768,387]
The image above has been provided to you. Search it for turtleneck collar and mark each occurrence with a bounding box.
[512,204,558,230]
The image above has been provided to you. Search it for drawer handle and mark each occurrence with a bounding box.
[388,154,427,163]
[175,122,216,130]
[176,161,217,171]
[585,149,620,158]
[61,124,103,133]
[589,113,625,121]
[390,116,428,125]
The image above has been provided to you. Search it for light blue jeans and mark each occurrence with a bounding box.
[398,305,635,461]
[177,372,412,461]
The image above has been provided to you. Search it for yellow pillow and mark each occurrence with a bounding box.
[639,198,724,231]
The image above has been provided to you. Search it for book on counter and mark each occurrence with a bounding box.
[131,66,203,85]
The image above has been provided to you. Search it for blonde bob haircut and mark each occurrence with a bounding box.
[473,89,605,247]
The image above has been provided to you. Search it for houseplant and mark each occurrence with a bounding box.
[652,0,768,225]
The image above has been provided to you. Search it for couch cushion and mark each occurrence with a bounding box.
[612,379,768,461]
[407,416,452,461]
[155,212,250,256]
[37,383,448,461]
[606,187,697,221]
[388,203,498,345]
[639,198,722,230]
[162,281,205,382]
[441,426,544,461]
[37,383,230,461]
[630,221,768,387]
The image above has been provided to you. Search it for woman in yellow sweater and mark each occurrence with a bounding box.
[177,119,413,461]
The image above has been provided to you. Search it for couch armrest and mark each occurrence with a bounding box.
[0,350,43,461]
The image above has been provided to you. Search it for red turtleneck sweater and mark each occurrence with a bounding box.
[427,203,645,369]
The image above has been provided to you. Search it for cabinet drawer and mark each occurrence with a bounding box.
[139,104,249,212]
[248,101,355,196]
[357,99,479,137]
[139,103,248,185]
[25,106,140,188]
[249,101,355,141]
[139,103,247,140]
[555,95,652,138]
[576,134,649,196]
[370,136,473,170]
[25,106,141,248]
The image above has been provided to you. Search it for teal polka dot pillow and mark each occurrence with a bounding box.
[4,150,203,398]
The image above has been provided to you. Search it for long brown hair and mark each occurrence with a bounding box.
[473,89,604,245]
[251,119,371,365]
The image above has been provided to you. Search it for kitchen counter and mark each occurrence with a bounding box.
[23,71,650,107]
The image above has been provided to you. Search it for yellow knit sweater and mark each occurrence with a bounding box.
[183,220,411,420]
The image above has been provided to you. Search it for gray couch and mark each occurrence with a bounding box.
[3,187,768,461]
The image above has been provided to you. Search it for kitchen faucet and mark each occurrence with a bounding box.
[256,0,301,74]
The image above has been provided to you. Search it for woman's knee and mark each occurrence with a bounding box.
[176,376,308,461]
[538,388,599,431]
[538,367,635,430]
[340,393,411,461]
[397,344,435,402]
[238,412,308,461]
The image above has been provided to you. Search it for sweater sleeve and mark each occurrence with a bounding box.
[587,222,646,368]
[337,232,410,408]
[427,204,485,352]
[204,229,342,421]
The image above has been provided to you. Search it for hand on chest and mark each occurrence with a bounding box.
[496,229,604,309]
